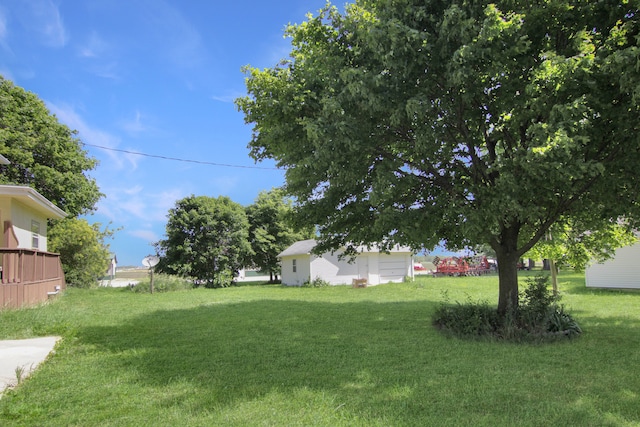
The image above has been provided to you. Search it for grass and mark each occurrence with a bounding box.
[0,272,639,426]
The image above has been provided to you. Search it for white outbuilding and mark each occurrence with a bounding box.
[585,239,640,289]
[278,239,414,286]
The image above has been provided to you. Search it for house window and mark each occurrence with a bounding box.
[31,220,40,249]
[292,259,297,273]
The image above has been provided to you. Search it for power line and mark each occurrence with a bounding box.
[82,143,280,170]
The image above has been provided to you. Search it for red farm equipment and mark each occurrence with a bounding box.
[434,255,491,276]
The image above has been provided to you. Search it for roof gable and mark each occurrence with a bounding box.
[278,239,413,258]
[278,239,317,257]
[0,185,67,219]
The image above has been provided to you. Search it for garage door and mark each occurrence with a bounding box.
[379,257,407,282]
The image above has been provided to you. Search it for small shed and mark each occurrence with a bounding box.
[278,239,414,286]
[585,240,640,289]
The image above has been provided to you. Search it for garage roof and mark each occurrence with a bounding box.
[278,239,413,258]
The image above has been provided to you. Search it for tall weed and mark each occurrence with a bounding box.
[131,274,194,293]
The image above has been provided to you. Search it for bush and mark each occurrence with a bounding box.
[433,275,581,342]
[49,218,112,288]
[131,274,194,293]
[433,296,500,337]
[302,277,331,287]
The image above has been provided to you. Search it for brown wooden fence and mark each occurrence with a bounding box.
[0,249,66,309]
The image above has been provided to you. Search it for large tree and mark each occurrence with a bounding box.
[156,195,252,288]
[246,188,314,281]
[1,77,108,287]
[0,76,102,216]
[237,0,640,313]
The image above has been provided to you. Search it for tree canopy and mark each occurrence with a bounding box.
[1,76,109,287]
[237,0,640,312]
[156,195,252,288]
[246,188,314,281]
[48,218,113,288]
[0,76,102,217]
[525,222,637,272]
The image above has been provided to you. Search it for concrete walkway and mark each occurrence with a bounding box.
[0,336,60,395]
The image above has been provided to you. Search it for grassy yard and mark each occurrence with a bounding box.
[0,272,639,426]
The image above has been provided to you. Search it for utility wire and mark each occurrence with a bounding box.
[82,142,280,170]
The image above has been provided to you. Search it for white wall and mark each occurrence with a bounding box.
[281,251,412,286]
[10,200,49,251]
[280,245,414,287]
[310,252,359,285]
[586,242,640,289]
[280,254,311,286]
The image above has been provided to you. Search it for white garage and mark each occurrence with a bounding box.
[586,240,640,289]
[278,239,414,286]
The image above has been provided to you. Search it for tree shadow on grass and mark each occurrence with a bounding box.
[70,297,640,426]
[75,299,443,424]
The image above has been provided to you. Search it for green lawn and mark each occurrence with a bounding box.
[0,272,639,426]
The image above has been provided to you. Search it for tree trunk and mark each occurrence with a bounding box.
[496,251,520,315]
[550,259,558,296]
[494,226,521,315]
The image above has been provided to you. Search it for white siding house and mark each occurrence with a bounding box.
[0,185,68,308]
[586,240,640,289]
[0,185,66,251]
[106,253,118,279]
[278,239,414,286]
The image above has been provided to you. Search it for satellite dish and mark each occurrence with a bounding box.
[142,255,160,268]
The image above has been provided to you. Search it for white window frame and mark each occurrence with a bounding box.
[31,220,40,249]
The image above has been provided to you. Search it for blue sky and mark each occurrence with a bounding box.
[0,0,335,266]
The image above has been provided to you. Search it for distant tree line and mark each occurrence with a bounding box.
[0,76,312,289]
[154,188,314,288]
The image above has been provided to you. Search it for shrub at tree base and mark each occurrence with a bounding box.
[433,275,582,342]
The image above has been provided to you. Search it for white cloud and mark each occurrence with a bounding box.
[0,67,14,82]
[212,91,244,104]
[129,229,159,243]
[94,200,116,222]
[118,198,148,220]
[78,31,108,58]
[46,101,139,170]
[151,188,185,219]
[77,32,120,80]
[120,110,150,135]
[0,8,7,41]
[89,61,120,80]
[210,176,240,196]
[123,185,144,196]
[97,185,186,224]
[27,0,68,48]
[0,7,13,54]
[143,0,206,70]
